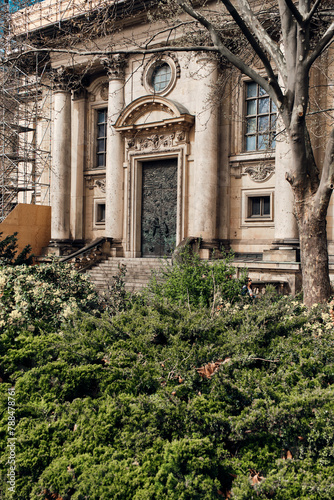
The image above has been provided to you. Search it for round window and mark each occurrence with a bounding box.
[151,63,172,92]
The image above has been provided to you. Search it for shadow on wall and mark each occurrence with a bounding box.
[0,204,51,258]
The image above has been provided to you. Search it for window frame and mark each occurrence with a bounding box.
[142,55,180,96]
[248,195,271,219]
[244,81,277,153]
[242,189,274,226]
[93,199,106,227]
[95,107,108,169]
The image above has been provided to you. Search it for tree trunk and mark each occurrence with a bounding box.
[298,212,331,307]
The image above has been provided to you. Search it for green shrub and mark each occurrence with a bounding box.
[0,261,103,333]
[149,245,246,307]
[0,232,33,266]
[1,259,334,499]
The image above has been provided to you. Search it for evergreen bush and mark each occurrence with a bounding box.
[1,261,334,499]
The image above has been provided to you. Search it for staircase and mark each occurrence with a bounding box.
[87,257,170,293]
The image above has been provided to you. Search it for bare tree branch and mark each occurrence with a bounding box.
[176,0,283,104]
[2,45,220,64]
[304,0,322,23]
[315,127,334,211]
[234,0,287,82]
[306,21,334,69]
[283,0,304,25]
[142,21,196,49]
[220,0,281,90]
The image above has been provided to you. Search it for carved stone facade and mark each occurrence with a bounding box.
[24,1,334,293]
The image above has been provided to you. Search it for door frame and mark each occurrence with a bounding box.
[130,152,182,258]
[140,157,178,257]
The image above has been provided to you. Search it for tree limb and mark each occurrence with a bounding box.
[234,0,287,82]
[220,0,284,99]
[283,0,304,25]
[176,0,282,104]
[2,45,222,64]
[142,21,196,49]
[304,0,322,23]
[306,21,334,69]
[316,127,334,211]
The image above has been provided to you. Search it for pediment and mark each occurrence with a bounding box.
[114,95,194,132]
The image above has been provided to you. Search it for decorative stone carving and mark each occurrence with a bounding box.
[100,83,109,101]
[51,67,85,93]
[51,67,72,92]
[95,179,106,193]
[85,176,106,192]
[244,163,275,182]
[127,133,179,151]
[102,55,128,80]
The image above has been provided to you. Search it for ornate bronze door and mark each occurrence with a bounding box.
[141,159,177,257]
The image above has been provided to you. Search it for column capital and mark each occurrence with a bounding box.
[50,67,87,93]
[102,55,128,80]
[50,67,73,92]
[72,87,87,101]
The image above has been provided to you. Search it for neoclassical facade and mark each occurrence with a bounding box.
[10,0,334,293]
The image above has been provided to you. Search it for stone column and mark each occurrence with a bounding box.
[104,56,127,245]
[51,73,71,242]
[70,88,86,241]
[263,121,299,262]
[274,123,298,244]
[192,56,218,250]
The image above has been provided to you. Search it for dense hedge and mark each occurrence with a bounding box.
[1,260,334,499]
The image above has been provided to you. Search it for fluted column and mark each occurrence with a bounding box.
[104,56,127,240]
[192,57,218,241]
[70,88,86,241]
[51,73,71,241]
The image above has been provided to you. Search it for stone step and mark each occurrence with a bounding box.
[87,257,170,293]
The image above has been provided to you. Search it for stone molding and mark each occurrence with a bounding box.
[114,95,194,134]
[141,53,181,96]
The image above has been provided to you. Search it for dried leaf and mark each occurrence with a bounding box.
[286,450,293,459]
[196,358,230,378]
[249,469,264,484]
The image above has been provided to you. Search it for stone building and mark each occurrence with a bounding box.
[6,0,334,293]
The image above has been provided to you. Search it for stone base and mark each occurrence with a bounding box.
[110,239,124,257]
[42,239,84,257]
[263,248,298,263]
[174,237,230,260]
[263,239,300,263]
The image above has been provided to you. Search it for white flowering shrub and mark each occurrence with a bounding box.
[0,262,103,331]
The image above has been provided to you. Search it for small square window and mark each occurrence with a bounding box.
[248,196,271,219]
[95,203,105,225]
[96,109,107,168]
[245,82,277,152]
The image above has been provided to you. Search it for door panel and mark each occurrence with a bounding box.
[141,159,177,257]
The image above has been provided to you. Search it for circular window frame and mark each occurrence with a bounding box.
[142,54,180,96]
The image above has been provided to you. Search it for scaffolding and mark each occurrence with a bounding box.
[0,1,53,222]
